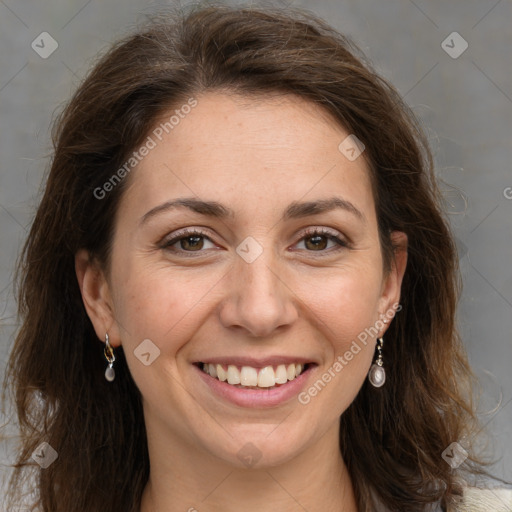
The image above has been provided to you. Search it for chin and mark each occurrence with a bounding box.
[199,421,316,470]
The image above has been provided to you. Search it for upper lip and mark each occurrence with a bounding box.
[194,356,317,368]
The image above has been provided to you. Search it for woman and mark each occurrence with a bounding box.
[3,3,508,511]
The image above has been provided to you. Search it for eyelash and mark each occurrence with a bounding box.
[160,227,349,256]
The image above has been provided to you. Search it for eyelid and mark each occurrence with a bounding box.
[298,225,345,240]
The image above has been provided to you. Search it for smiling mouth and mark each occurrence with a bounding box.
[196,362,313,389]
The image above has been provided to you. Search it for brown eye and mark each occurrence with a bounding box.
[294,228,348,253]
[161,229,217,254]
[179,235,204,251]
[304,234,328,251]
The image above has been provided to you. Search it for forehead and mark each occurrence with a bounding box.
[118,92,375,221]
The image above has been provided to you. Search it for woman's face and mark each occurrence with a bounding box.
[78,92,407,468]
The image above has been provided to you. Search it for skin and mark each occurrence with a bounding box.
[76,92,407,512]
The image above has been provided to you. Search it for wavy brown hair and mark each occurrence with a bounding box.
[3,2,487,511]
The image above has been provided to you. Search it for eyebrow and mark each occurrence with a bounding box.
[283,197,365,223]
[139,196,366,226]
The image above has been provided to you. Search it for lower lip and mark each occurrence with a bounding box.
[194,364,316,408]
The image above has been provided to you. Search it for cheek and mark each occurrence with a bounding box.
[298,263,383,345]
[111,264,220,352]
[294,263,382,395]
[110,270,206,403]
[294,272,380,416]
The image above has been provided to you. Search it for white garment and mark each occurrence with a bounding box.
[448,487,512,512]
[372,487,512,511]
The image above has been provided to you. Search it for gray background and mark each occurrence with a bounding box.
[1,0,511,497]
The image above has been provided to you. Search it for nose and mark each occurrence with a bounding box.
[218,250,299,338]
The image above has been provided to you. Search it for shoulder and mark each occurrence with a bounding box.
[447,487,512,512]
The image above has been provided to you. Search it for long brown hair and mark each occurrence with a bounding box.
[3,3,487,511]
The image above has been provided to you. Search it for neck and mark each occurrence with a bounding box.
[140,419,358,512]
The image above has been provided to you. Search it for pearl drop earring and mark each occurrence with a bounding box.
[368,337,385,387]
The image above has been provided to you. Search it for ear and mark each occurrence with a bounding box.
[377,231,408,336]
[75,249,122,347]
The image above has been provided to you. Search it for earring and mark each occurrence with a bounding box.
[104,333,116,382]
[368,337,385,387]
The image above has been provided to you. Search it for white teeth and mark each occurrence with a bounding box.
[201,362,307,388]
[208,363,217,378]
[240,366,258,386]
[227,365,241,385]
[216,365,227,382]
[274,364,288,384]
[257,366,275,387]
